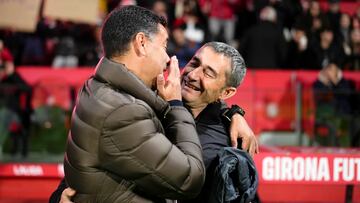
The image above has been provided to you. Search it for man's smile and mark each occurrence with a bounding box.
[183,79,202,92]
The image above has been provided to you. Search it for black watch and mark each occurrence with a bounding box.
[222,104,245,122]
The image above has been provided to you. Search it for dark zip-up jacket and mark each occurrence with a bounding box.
[181,102,258,203]
[209,147,258,203]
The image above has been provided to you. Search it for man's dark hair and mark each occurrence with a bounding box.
[101,5,167,58]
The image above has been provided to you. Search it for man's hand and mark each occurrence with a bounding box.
[157,56,182,101]
[230,114,259,156]
[60,187,76,203]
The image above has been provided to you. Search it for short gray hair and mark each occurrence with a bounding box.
[203,42,246,88]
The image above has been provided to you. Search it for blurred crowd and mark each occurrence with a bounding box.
[0,0,359,70]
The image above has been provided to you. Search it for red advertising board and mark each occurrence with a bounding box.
[0,146,359,202]
[16,68,360,136]
[256,146,360,184]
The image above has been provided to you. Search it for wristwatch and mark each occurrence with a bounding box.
[222,104,245,122]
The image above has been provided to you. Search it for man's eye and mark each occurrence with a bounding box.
[190,62,199,67]
[204,70,215,78]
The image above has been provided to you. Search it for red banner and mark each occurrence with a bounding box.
[1,146,359,202]
[16,68,360,134]
[254,146,360,184]
[1,147,359,184]
[256,153,360,184]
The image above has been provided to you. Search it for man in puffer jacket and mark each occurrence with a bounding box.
[63,5,205,203]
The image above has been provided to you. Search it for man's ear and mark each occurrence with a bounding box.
[133,32,147,56]
[219,87,237,100]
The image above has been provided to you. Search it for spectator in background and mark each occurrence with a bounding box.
[199,0,240,45]
[298,0,311,19]
[344,21,360,70]
[326,0,342,34]
[296,0,329,43]
[0,40,14,71]
[173,0,206,27]
[239,6,287,68]
[313,62,354,147]
[20,20,53,65]
[151,0,168,20]
[308,1,328,36]
[52,36,78,68]
[308,26,346,69]
[0,30,25,66]
[286,23,312,69]
[51,21,79,68]
[175,0,206,44]
[21,35,45,65]
[0,40,31,158]
[267,0,291,29]
[168,1,205,68]
[352,15,360,30]
[337,13,352,57]
[74,24,101,67]
[167,26,201,68]
[234,0,257,42]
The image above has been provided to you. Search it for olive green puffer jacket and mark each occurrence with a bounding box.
[64,57,205,203]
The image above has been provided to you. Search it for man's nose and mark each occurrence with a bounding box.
[188,67,202,80]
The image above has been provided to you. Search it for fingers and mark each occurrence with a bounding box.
[239,132,258,157]
[248,140,255,157]
[247,136,260,157]
[233,131,259,157]
[230,133,238,148]
[255,138,260,154]
[66,188,76,196]
[241,136,250,152]
[156,74,165,92]
[167,56,180,80]
[228,112,259,155]
[60,188,76,203]
[230,126,238,148]
[157,56,182,101]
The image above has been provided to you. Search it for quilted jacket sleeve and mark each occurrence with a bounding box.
[99,103,205,199]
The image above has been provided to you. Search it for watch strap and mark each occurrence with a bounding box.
[222,104,245,122]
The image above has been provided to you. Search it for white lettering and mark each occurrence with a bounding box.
[334,158,360,182]
[333,158,342,181]
[262,157,274,180]
[281,157,292,181]
[317,158,330,181]
[293,157,304,181]
[275,157,281,180]
[257,156,360,182]
[305,157,318,181]
[343,158,355,182]
[356,159,360,181]
[13,165,43,176]
[58,164,64,177]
